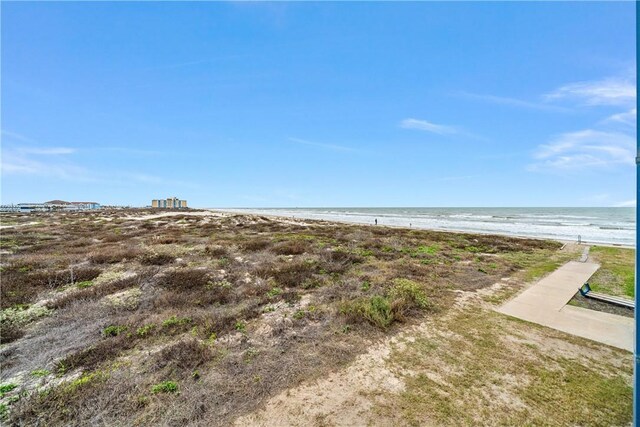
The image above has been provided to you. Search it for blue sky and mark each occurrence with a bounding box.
[1,2,636,207]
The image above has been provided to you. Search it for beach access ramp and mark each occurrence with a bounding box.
[496,261,634,351]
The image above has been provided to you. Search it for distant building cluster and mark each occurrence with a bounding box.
[0,200,101,213]
[151,197,188,209]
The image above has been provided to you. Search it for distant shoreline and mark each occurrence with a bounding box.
[210,208,635,249]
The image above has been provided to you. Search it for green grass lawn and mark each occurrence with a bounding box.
[588,246,635,298]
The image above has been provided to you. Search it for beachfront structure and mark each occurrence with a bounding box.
[151,197,187,209]
[0,201,102,213]
[44,201,101,210]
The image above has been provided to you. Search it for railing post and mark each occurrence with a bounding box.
[634,2,639,424]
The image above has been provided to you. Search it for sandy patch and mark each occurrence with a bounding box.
[234,337,404,427]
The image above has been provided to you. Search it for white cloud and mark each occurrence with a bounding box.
[529,129,635,172]
[455,92,571,113]
[1,145,197,188]
[288,137,355,152]
[545,77,636,106]
[614,200,636,207]
[400,118,458,135]
[1,130,34,143]
[21,147,76,155]
[1,148,88,180]
[603,108,637,127]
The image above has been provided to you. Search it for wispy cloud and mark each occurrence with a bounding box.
[1,129,34,143]
[288,137,356,152]
[528,129,635,172]
[614,199,636,207]
[20,147,76,155]
[602,108,637,127]
[400,118,487,141]
[455,92,571,113]
[1,146,89,180]
[400,118,458,135]
[2,143,198,188]
[91,147,168,156]
[544,77,636,106]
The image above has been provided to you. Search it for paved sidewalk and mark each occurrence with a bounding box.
[497,261,634,352]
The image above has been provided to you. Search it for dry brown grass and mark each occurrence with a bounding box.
[1,266,102,310]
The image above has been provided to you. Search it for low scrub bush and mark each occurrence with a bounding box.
[151,381,178,394]
[235,320,246,332]
[341,295,394,328]
[1,304,52,327]
[204,245,228,257]
[340,279,430,328]
[272,240,308,255]
[57,335,137,372]
[90,248,142,264]
[162,315,192,328]
[103,325,127,337]
[241,239,272,252]
[136,324,155,337]
[30,369,50,377]
[1,266,101,308]
[48,274,143,309]
[159,269,211,291]
[269,261,317,288]
[390,278,429,309]
[139,252,174,266]
[388,278,430,321]
[155,269,234,309]
[0,383,17,398]
[76,280,94,289]
[153,339,211,374]
[0,323,25,344]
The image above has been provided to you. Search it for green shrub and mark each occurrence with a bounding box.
[151,381,178,394]
[76,281,93,289]
[162,316,192,328]
[390,278,429,309]
[136,324,155,337]
[0,383,17,397]
[262,305,276,313]
[341,279,429,328]
[342,295,393,328]
[31,369,50,377]
[266,287,282,298]
[103,325,127,337]
[67,372,104,392]
[235,320,246,332]
[365,295,393,327]
[1,304,52,326]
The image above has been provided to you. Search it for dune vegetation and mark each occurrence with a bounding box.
[0,210,631,426]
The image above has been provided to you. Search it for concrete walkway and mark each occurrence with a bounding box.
[497,261,634,352]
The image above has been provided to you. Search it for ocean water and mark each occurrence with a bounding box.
[217,207,636,246]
